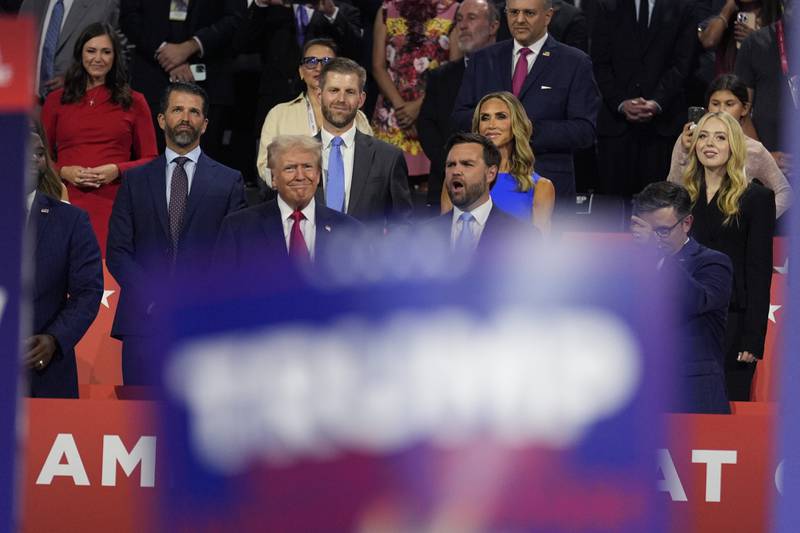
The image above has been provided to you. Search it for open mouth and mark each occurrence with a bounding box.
[449,178,465,192]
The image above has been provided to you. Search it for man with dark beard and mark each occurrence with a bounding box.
[107,82,246,385]
[424,132,531,258]
[315,58,413,230]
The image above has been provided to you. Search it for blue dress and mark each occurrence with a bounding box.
[490,172,540,220]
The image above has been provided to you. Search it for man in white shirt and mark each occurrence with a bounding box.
[216,134,363,271]
[315,58,413,229]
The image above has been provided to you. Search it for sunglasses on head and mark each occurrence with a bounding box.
[301,56,334,68]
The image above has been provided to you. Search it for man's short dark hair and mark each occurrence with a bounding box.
[633,182,692,219]
[159,81,209,117]
[320,57,367,91]
[444,132,501,169]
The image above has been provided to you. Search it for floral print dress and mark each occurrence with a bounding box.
[373,0,457,176]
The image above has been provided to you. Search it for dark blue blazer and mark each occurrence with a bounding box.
[215,198,365,272]
[31,192,103,398]
[107,153,246,338]
[665,237,732,414]
[452,36,601,198]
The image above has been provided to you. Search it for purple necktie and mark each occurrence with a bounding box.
[296,6,309,47]
[511,47,532,97]
[168,156,189,258]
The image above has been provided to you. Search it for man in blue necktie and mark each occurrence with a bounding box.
[316,58,413,231]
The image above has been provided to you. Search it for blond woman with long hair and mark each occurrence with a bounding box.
[683,111,774,401]
[442,91,555,234]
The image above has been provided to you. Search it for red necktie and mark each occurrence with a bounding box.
[289,210,310,263]
[512,47,532,97]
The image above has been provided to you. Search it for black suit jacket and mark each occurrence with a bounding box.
[418,58,465,204]
[664,237,732,414]
[690,182,775,358]
[107,153,247,338]
[591,0,697,138]
[238,1,363,115]
[315,130,413,228]
[215,198,364,273]
[30,192,103,398]
[120,0,245,106]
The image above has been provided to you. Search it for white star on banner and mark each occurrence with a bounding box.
[768,304,782,323]
[101,290,115,309]
[774,259,789,275]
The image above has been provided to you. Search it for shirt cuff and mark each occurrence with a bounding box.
[193,36,205,58]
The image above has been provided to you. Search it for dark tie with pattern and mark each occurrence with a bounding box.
[637,0,649,36]
[168,156,189,258]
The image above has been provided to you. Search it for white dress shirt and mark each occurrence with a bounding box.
[634,0,656,25]
[165,145,202,206]
[277,196,317,259]
[450,197,493,249]
[35,0,75,92]
[321,123,357,211]
[512,32,549,75]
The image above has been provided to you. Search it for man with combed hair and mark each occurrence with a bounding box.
[315,57,413,229]
[216,134,363,269]
[631,181,731,414]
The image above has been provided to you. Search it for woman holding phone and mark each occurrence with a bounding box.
[667,74,792,217]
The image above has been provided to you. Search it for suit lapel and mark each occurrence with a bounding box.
[314,203,334,259]
[33,192,51,251]
[497,41,514,92]
[182,153,212,235]
[260,201,289,258]
[148,154,171,242]
[56,0,90,54]
[348,132,372,216]
[518,37,557,99]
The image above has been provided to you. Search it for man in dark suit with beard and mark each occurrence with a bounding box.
[418,0,500,206]
[315,58,413,230]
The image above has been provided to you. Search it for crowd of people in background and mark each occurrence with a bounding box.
[9,0,795,411]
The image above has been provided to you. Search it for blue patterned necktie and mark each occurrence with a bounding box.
[296,5,309,47]
[455,211,476,254]
[326,136,345,212]
[39,0,65,97]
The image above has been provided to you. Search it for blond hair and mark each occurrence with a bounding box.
[471,91,535,192]
[682,111,747,224]
[267,135,323,172]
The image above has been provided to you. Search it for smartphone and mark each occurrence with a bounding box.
[736,12,757,48]
[688,106,706,125]
[189,64,206,82]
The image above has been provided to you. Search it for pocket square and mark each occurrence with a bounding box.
[541,85,552,90]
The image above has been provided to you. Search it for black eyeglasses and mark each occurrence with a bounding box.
[653,216,687,239]
[300,56,334,68]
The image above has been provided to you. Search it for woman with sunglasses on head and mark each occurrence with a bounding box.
[440,92,555,235]
[256,38,373,187]
[683,111,774,401]
[667,74,792,218]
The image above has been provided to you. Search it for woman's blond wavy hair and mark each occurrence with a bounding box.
[471,91,535,192]
[682,111,748,225]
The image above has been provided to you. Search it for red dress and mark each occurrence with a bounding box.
[41,85,158,255]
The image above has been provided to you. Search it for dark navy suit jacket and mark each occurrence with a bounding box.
[452,36,601,199]
[31,192,103,398]
[666,237,732,414]
[107,153,246,338]
[215,198,365,272]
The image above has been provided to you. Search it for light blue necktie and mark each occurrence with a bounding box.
[326,136,345,212]
[455,211,476,254]
[39,0,64,98]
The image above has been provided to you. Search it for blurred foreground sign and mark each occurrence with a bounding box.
[156,240,673,532]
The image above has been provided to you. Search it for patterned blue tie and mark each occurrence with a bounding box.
[326,136,345,212]
[455,211,476,254]
[296,5,309,47]
[39,0,64,98]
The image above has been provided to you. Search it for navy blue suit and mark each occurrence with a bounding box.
[452,36,601,200]
[30,192,103,398]
[107,153,246,383]
[665,237,732,414]
[215,198,365,272]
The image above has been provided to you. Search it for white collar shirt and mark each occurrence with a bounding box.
[451,197,493,249]
[165,145,202,206]
[321,122,357,212]
[634,0,656,25]
[512,32,549,75]
[278,196,317,259]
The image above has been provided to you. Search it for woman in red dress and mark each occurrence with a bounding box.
[42,22,157,254]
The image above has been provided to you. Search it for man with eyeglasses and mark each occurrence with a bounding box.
[452,0,600,211]
[631,182,732,414]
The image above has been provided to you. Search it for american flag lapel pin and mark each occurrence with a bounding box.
[542,51,551,57]
[324,225,332,232]
[40,208,49,213]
